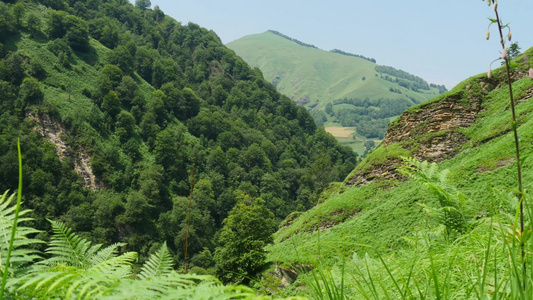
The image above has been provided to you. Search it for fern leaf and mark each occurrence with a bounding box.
[44,220,98,268]
[0,192,43,277]
[138,242,174,280]
[89,242,126,266]
[89,251,137,279]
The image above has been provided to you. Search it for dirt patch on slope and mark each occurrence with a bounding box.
[27,113,104,190]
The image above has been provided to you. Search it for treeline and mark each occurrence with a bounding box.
[326,97,415,139]
[329,49,376,63]
[376,65,430,91]
[430,83,448,94]
[268,30,318,49]
[0,0,358,280]
[334,97,414,119]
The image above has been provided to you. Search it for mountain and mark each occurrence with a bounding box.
[263,44,533,297]
[227,31,447,152]
[0,0,357,276]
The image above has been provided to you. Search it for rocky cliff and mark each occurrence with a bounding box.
[345,77,491,186]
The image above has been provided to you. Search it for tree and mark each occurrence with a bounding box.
[12,2,25,27]
[64,15,90,52]
[115,111,136,142]
[508,42,521,60]
[107,46,134,74]
[97,64,123,97]
[0,3,15,39]
[5,52,24,84]
[214,194,276,284]
[115,76,139,106]
[47,11,89,52]
[325,102,334,116]
[135,0,151,9]
[102,91,121,118]
[19,77,43,106]
[26,13,41,37]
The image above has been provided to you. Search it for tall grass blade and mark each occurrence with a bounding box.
[0,139,23,299]
[429,252,441,300]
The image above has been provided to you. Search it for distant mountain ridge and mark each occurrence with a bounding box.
[329,48,376,63]
[228,30,445,111]
[267,30,319,49]
[227,31,447,152]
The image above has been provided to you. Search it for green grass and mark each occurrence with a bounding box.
[265,48,533,298]
[228,31,446,152]
[227,31,442,111]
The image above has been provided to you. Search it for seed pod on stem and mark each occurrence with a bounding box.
[508,31,512,41]
[486,30,490,40]
[488,68,492,78]
[529,68,533,79]
[502,49,507,59]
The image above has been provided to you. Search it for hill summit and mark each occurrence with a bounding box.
[227,31,448,151]
[227,30,447,110]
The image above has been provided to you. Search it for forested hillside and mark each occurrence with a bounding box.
[0,0,357,276]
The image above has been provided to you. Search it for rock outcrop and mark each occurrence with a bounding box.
[346,78,491,187]
[27,113,104,190]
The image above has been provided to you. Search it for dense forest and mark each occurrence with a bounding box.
[0,0,358,281]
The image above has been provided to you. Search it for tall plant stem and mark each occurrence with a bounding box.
[184,159,196,274]
[0,140,23,298]
[494,7,525,286]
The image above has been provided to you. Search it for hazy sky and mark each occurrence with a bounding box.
[145,0,533,89]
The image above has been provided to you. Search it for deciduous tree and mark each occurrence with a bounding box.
[214,194,275,284]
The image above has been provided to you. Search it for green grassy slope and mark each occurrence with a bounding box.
[264,47,533,297]
[227,31,443,111]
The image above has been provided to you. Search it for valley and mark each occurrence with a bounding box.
[0,0,532,299]
[227,31,447,154]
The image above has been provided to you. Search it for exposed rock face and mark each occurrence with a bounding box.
[26,113,104,190]
[346,159,403,187]
[270,263,314,288]
[383,90,480,161]
[346,78,491,187]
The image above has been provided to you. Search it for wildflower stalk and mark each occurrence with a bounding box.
[493,3,525,287]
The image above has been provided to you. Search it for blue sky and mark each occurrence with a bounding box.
[146,0,533,89]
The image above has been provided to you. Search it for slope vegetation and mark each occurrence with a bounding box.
[228,31,444,110]
[0,0,357,273]
[227,31,447,152]
[265,45,533,297]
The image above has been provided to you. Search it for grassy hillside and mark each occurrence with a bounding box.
[227,31,446,153]
[264,46,533,298]
[227,31,443,110]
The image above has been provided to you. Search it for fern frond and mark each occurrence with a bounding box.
[138,242,173,280]
[89,242,126,266]
[0,192,43,277]
[169,281,256,299]
[17,266,121,299]
[100,272,254,299]
[89,251,137,279]
[44,220,99,268]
